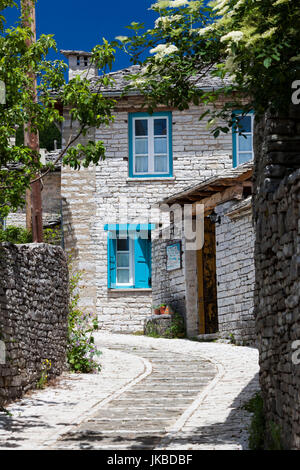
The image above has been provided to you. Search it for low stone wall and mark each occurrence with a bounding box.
[0,243,69,406]
[253,106,300,449]
[215,198,256,345]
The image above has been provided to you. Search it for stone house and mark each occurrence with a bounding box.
[152,162,255,344]
[60,50,255,336]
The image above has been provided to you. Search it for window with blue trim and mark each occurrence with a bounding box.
[232,112,254,168]
[105,224,153,289]
[129,112,173,178]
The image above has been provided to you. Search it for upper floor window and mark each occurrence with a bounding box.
[129,112,173,178]
[232,112,254,168]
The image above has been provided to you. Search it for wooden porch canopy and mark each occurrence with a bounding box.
[161,162,253,215]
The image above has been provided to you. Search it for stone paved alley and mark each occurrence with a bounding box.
[0,333,259,450]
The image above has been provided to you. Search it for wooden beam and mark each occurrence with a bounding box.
[192,184,244,215]
[236,169,253,182]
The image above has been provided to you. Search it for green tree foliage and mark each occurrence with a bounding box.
[0,1,116,218]
[116,0,300,131]
[15,121,62,151]
[0,224,32,243]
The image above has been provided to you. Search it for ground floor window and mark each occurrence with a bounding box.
[105,224,153,289]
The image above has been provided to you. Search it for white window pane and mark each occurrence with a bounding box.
[117,269,130,284]
[154,137,167,155]
[238,134,252,151]
[238,152,253,164]
[135,138,148,154]
[117,238,129,251]
[237,115,252,133]
[154,119,167,136]
[117,253,129,268]
[135,120,148,136]
[155,155,168,173]
[135,155,148,173]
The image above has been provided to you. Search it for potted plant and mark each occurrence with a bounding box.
[153,305,161,315]
[160,303,167,314]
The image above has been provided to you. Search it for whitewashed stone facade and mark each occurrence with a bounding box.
[61,76,234,331]
[151,165,255,343]
[60,54,256,334]
[215,198,255,343]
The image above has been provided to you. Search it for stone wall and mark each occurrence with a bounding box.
[6,169,61,229]
[152,232,199,337]
[61,96,233,332]
[0,243,69,406]
[152,235,186,314]
[253,105,300,449]
[215,198,256,345]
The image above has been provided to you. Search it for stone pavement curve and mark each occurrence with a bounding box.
[0,332,259,450]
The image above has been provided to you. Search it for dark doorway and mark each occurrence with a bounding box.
[197,216,218,334]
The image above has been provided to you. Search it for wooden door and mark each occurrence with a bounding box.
[197,217,218,334]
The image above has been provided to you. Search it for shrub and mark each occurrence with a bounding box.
[165,312,186,339]
[67,258,101,373]
[43,227,61,245]
[0,226,32,244]
[0,225,61,245]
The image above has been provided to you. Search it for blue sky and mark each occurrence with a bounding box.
[4,0,157,71]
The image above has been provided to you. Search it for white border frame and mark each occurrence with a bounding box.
[236,113,254,166]
[116,238,135,287]
[133,116,169,176]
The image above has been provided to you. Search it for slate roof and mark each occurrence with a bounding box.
[89,65,141,95]
[60,48,233,96]
[4,150,62,171]
[88,64,232,96]
[61,50,92,57]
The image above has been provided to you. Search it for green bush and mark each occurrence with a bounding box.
[43,227,61,245]
[0,226,32,244]
[165,312,186,339]
[0,225,62,246]
[67,258,101,373]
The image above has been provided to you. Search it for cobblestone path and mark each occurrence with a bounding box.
[53,343,217,450]
[0,333,259,450]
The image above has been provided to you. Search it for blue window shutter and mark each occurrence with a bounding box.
[134,237,151,288]
[107,235,117,288]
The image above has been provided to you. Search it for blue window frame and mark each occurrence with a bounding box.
[232,111,254,168]
[129,112,173,178]
[105,224,153,289]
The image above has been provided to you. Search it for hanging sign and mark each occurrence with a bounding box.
[166,242,182,271]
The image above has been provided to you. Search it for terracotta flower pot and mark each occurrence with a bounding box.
[154,308,160,315]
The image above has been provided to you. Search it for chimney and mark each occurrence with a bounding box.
[60,50,98,81]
